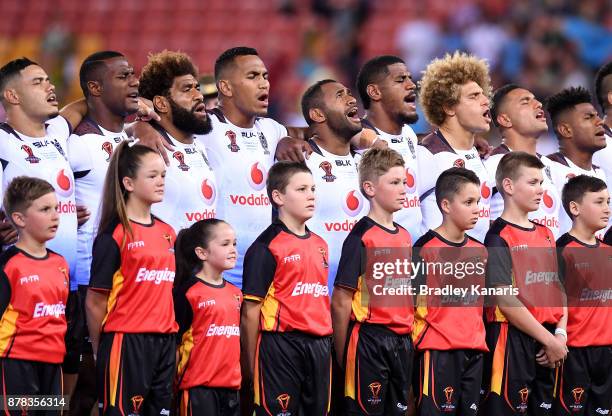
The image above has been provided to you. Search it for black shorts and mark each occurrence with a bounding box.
[62,289,85,374]
[0,358,64,415]
[481,322,556,415]
[254,331,332,416]
[414,349,483,416]
[343,322,413,416]
[178,386,239,416]
[553,345,612,415]
[96,332,175,416]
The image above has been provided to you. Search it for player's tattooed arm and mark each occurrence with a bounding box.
[240,300,262,382]
[331,286,354,367]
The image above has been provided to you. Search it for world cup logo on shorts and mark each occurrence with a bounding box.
[130,395,144,415]
[519,387,529,405]
[172,151,190,171]
[444,386,454,405]
[368,382,382,405]
[277,393,291,412]
[319,161,336,182]
[21,144,40,163]
[226,130,240,152]
[102,141,113,162]
[571,387,584,405]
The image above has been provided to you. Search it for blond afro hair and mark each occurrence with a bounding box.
[419,51,491,127]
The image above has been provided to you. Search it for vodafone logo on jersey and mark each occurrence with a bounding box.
[247,162,267,191]
[480,181,492,202]
[55,169,74,197]
[200,179,216,205]
[540,190,557,214]
[342,190,364,217]
[405,167,417,194]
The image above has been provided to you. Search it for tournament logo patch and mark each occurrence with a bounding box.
[128,395,144,415]
[172,151,190,171]
[163,233,174,252]
[102,141,114,162]
[441,386,456,411]
[453,158,465,168]
[226,130,240,152]
[258,132,270,155]
[517,387,529,413]
[569,387,584,411]
[276,393,291,415]
[319,247,329,269]
[319,161,336,182]
[368,382,382,405]
[21,144,40,163]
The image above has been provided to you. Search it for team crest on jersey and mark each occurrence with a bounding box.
[172,151,190,171]
[52,139,67,159]
[407,139,416,158]
[276,393,291,415]
[21,144,41,163]
[319,247,329,268]
[226,130,240,152]
[544,166,552,182]
[453,158,465,168]
[102,141,114,162]
[258,132,270,155]
[368,382,382,405]
[319,161,336,182]
[199,149,211,168]
[129,395,144,415]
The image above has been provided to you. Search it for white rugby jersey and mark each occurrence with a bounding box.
[592,127,612,229]
[68,118,127,286]
[305,139,368,288]
[194,109,286,288]
[152,128,216,233]
[484,144,562,238]
[361,119,424,241]
[0,116,78,289]
[418,130,492,243]
[546,152,608,237]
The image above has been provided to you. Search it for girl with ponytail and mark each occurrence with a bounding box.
[85,140,178,415]
[173,219,242,416]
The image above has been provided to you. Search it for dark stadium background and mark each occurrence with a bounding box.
[0,0,610,151]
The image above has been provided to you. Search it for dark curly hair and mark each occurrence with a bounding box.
[545,86,592,127]
[138,50,198,100]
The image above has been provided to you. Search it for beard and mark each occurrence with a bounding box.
[398,111,419,125]
[327,110,362,142]
[168,97,212,135]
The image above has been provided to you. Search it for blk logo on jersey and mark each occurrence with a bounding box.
[200,179,216,205]
[101,141,113,162]
[55,169,74,197]
[21,144,41,163]
[172,151,190,171]
[343,190,364,217]
[248,162,267,191]
[405,167,417,194]
[320,161,336,182]
[226,130,240,152]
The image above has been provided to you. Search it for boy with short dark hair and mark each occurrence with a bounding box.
[331,148,414,415]
[482,152,568,415]
[0,176,70,412]
[553,175,612,415]
[412,167,488,415]
[241,161,333,416]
